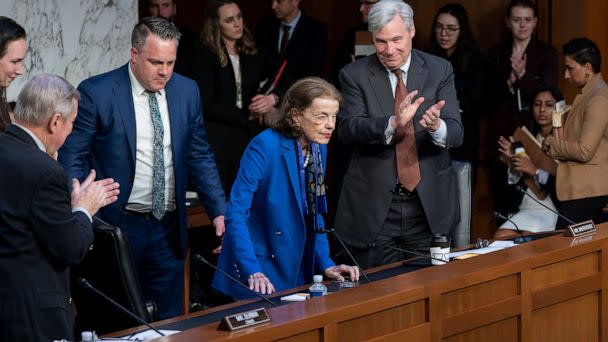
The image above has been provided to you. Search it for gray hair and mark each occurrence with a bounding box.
[13,73,79,126]
[368,0,414,32]
[131,16,181,51]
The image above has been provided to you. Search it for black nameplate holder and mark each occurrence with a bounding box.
[565,220,596,238]
[218,307,270,331]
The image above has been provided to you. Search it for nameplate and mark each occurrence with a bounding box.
[218,307,270,331]
[565,220,596,238]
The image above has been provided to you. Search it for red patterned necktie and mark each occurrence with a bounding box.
[392,69,420,191]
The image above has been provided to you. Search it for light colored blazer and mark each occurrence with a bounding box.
[546,74,608,200]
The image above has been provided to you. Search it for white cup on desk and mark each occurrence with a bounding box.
[430,235,451,265]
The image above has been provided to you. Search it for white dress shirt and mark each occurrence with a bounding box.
[126,64,176,212]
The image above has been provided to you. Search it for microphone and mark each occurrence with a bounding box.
[78,278,165,337]
[384,245,451,264]
[513,185,576,225]
[320,228,371,284]
[192,254,279,307]
[492,210,531,244]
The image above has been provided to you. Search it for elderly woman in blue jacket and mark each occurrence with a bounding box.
[213,77,359,299]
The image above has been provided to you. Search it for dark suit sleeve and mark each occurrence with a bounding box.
[30,164,93,266]
[437,61,464,148]
[337,67,394,145]
[188,81,227,218]
[58,80,97,188]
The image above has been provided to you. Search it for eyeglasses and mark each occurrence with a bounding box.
[305,113,337,125]
[434,24,460,36]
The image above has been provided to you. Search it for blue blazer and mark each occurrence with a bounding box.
[58,64,226,255]
[212,129,335,300]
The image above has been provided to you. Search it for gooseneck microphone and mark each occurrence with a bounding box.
[513,185,576,225]
[78,278,165,337]
[192,254,279,307]
[493,210,531,244]
[319,228,372,284]
[384,245,451,264]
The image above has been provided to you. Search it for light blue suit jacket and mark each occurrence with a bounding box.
[212,129,335,299]
[58,64,226,255]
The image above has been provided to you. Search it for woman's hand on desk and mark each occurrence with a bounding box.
[324,264,360,282]
[248,272,275,294]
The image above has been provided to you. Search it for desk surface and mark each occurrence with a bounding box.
[116,225,608,342]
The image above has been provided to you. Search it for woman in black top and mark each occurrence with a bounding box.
[192,0,274,195]
[428,3,485,163]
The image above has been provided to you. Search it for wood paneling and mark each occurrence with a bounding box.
[531,292,600,342]
[277,329,322,342]
[442,317,519,342]
[441,274,519,317]
[336,299,427,342]
[115,223,608,341]
[531,252,600,291]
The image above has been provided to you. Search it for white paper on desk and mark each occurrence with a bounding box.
[120,329,181,341]
[448,241,516,259]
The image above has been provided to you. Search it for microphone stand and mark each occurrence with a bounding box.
[514,185,576,225]
[493,210,531,244]
[192,254,279,307]
[323,228,371,284]
[78,278,165,337]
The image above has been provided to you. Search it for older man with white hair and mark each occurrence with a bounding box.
[0,73,119,341]
[335,0,463,269]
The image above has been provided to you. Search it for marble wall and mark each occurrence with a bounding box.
[0,0,137,101]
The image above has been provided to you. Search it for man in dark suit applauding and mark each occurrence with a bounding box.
[255,0,327,96]
[0,74,119,341]
[59,17,226,319]
[335,0,463,269]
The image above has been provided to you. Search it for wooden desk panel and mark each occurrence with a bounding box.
[117,224,608,342]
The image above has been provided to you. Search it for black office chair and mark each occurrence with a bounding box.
[72,217,157,335]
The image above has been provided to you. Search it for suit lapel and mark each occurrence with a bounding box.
[116,64,137,164]
[165,77,183,166]
[407,50,428,119]
[368,55,394,117]
[282,135,303,215]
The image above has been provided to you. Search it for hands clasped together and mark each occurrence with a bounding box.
[248,264,361,295]
[71,169,120,216]
[391,90,445,132]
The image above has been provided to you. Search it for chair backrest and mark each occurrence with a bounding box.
[72,217,151,335]
[452,161,472,247]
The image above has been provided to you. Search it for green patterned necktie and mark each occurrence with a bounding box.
[145,90,166,220]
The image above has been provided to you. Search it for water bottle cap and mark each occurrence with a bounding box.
[313,275,323,283]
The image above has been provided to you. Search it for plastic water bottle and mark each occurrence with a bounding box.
[309,275,327,297]
[81,331,94,342]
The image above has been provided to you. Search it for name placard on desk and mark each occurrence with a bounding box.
[566,220,596,238]
[218,308,270,331]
